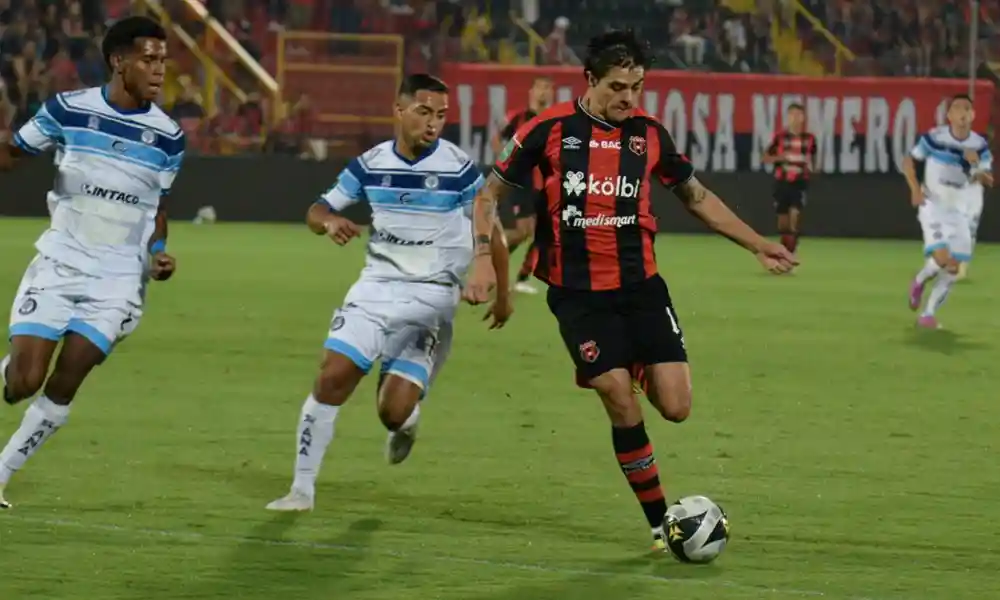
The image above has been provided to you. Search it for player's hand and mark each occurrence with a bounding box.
[964,149,980,166]
[463,254,496,305]
[755,241,798,275]
[483,294,513,329]
[974,171,994,187]
[323,216,362,245]
[910,187,925,207]
[150,252,176,281]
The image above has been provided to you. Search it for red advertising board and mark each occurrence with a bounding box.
[442,64,994,174]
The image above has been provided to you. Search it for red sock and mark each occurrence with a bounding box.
[612,422,667,528]
[780,233,798,253]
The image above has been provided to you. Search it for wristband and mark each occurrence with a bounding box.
[150,239,167,255]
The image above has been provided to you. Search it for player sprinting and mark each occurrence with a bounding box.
[464,31,796,550]
[266,74,511,512]
[903,94,992,329]
[0,17,182,509]
[490,76,554,295]
[762,103,816,255]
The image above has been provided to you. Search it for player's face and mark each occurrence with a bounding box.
[589,66,644,123]
[122,38,167,102]
[947,99,974,131]
[786,108,805,130]
[398,90,448,149]
[529,79,554,110]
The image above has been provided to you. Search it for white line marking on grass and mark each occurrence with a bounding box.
[6,515,879,600]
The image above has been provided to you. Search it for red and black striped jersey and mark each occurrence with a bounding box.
[494,99,694,292]
[767,131,817,183]
[500,108,537,142]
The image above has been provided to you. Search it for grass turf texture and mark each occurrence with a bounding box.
[0,218,996,600]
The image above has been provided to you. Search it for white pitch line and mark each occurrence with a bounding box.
[6,514,879,600]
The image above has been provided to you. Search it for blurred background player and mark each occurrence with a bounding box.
[904,94,993,329]
[490,76,554,294]
[762,103,816,255]
[0,17,182,509]
[266,74,511,513]
[465,30,796,550]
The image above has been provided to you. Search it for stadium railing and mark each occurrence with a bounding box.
[773,0,855,76]
[274,31,404,145]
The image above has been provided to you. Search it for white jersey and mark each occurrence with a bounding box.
[320,139,484,285]
[911,125,991,213]
[13,87,185,278]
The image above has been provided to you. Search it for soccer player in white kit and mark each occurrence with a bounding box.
[0,17,183,508]
[903,94,993,329]
[266,74,512,512]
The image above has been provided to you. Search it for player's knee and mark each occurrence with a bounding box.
[6,357,47,399]
[592,371,642,427]
[314,352,365,406]
[645,365,692,423]
[377,375,421,430]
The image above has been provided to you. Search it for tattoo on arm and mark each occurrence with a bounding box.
[472,173,511,255]
[674,176,708,206]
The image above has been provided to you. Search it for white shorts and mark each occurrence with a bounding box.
[918,202,973,262]
[324,278,459,394]
[8,254,145,355]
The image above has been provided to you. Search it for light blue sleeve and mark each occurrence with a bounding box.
[13,97,65,154]
[910,134,931,161]
[320,157,367,210]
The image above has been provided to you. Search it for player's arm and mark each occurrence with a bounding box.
[971,146,993,187]
[903,134,930,205]
[490,117,517,157]
[309,158,365,245]
[148,133,185,281]
[0,96,65,170]
[760,133,782,164]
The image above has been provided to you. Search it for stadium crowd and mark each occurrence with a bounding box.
[2,0,998,154]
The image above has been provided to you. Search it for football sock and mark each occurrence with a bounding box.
[1,355,10,404]
[291,394,339,498]
[915,258,942,285]
[0,396,70,486]
[922,270,957,317]
[779,232,798,253]
[516,244,538,282]
[612,422,667,529]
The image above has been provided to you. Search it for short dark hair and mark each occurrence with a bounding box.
[102,16,167,68]
[950,93,974,108]
[398,74,449,97]
[531,76,553,86]
[788,103,805,112]
[584,30,652,81]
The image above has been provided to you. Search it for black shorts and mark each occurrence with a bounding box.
[546,274,687,388]
[773,181,807,214]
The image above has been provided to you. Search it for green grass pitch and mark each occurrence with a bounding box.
[0,217,997,600]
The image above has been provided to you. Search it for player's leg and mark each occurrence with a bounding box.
[629,277,691,423]
[919,216,967,328]
[774,188,795,254]
[786,193,804,253]
[547,287,669,548]
[910,204,949,311]
[512,217,539,294]
[267,287,384,511]
[958,207,982,280]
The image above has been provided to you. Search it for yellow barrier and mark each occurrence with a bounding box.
[774,1,855,76]
[132,0,247,116]
[511,13,547,65]
[276,32,404,129]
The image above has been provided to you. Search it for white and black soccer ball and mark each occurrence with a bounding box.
[663,495,730,564]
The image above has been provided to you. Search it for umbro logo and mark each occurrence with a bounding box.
[562,136,582,150]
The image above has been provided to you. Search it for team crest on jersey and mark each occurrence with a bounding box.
[141,129,157,145]
[330,315,345,331]
[87,116,100,130]
[423,174,439,190]
[381,175,392,187]
[579,340,600,363]
[628,136,647,156]
[17,298,37,316]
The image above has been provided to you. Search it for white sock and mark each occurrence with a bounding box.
[399,403,420,431]
[915,258,941,285]
[922,270,957,317]
[0,396,70,486]
[291,394,339,498]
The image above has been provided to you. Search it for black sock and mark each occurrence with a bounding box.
[612,422,667,529]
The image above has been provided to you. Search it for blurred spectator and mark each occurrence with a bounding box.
[544,16,579,66]
[48,48,80,92]
[672,9,707,67]
[75,43,105,87]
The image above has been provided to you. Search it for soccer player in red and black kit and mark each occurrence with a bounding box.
[490,77,554,294]
[763,104,816,254]
[464,30,797,551]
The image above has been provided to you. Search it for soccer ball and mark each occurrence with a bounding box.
[663,495,730,563]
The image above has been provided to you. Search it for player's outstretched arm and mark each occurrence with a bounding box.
[674,177,797,274]
[481,219,513,328]
[466,174,513,304]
